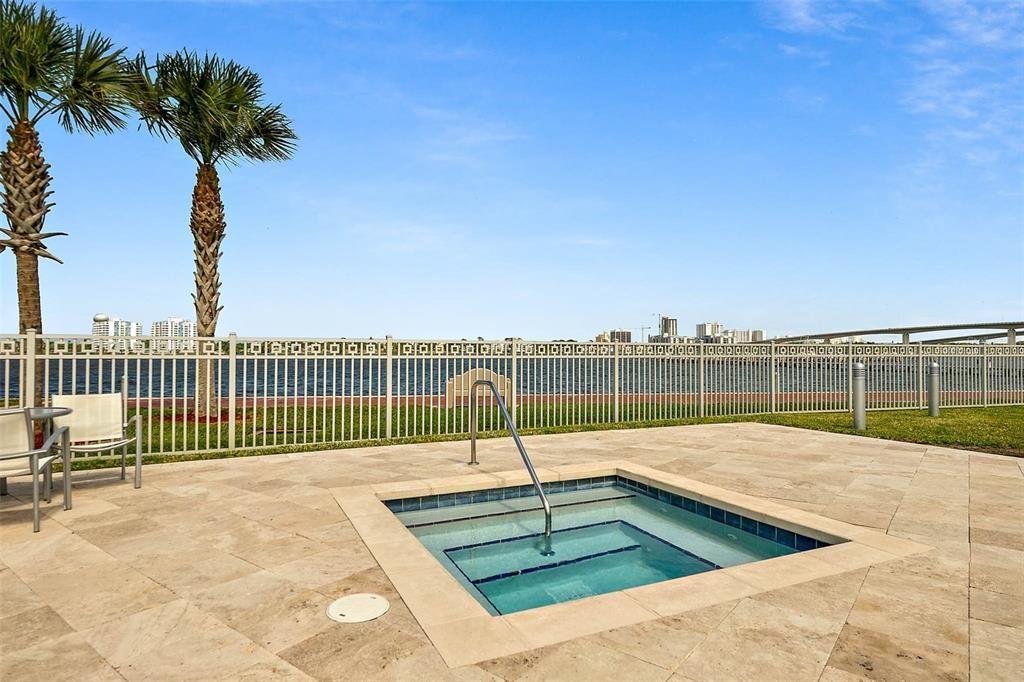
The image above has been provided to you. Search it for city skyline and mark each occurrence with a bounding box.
[76,309,1018,344]
[1,1,1021,339]
[86,310,765,342]
[91,313,196,332]
[608,317,766,344]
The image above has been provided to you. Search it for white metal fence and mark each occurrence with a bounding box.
[2,332,1022,458]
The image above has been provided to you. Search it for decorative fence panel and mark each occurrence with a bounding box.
[1,333,1021,458]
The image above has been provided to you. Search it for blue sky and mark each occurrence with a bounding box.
[1,0,1022,340]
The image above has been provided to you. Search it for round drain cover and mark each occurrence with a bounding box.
[326,594,390,623]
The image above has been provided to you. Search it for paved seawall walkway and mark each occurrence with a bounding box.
[1,424,1021,681]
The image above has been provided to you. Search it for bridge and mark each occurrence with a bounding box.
[769,321,1023,345]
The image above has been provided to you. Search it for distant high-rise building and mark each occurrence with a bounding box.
[111,319,143,337]
[608,329,632,343]
[725,329,767,343]
[660,317,678,337]
[594,331,611,343]
[693,321,765,343]
[152,317,197,351]
[649,334,696,344]
[696,322,721,338]
[151,318,196,337]
[729,329,751,343]
[92,314,143,349]
[91,313,111,336]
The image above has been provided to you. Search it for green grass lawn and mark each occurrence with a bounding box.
[61,404,1023,471]
[741,406,1024,457]
[516,405,1024,457]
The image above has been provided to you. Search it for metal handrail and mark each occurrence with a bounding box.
[468,379,553,548]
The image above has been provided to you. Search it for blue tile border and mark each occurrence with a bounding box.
[384,476,619,513]
[386,474,831,554]
[612,475,830,552]
[403,492,636,529]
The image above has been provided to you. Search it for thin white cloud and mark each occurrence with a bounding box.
[324,2,423,34]
[924,0,1024,49]
[413,106,523,164]
[765,0,1023,171]
[779,43,831,66]
[764,0,864,35]
[903,58,987,119]
[902,1,1024,168]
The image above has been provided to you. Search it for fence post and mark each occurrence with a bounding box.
[981,345,988,407]
[769,341,777,413]
[510,339,518,424]
[613,342,620,423]
[385,336,393,440]
[846,341,853,411]
[699,342,706,418]
[24,328,36,408]
[227,333,237,449]
[852,362,866,430]
[122,361,129,427]
[917,344,924,408]
[928,362,940,416]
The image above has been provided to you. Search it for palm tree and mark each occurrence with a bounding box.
[133,50,296,414]
[0,0,134,336]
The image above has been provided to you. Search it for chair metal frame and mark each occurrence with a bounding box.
[0,407,71,532]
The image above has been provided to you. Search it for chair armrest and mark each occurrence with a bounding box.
[0,426,71,462]
[33,425,68,457]
[0,449,37,462]
[125,414,140,428]
[39,425,69,453]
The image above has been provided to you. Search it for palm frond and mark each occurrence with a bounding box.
[0,0,132,130]
[139,49,297,167]
[126,51,170,136]
[234,104,297,162]
[0,0,72,122]
[51,27,136,133]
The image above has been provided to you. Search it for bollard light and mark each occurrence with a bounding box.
[852,362,866,430]
[928,362,940,417]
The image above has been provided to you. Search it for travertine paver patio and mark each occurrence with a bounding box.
[0,423,1021,681]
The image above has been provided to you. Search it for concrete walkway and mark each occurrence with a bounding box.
[1,424,1021,681]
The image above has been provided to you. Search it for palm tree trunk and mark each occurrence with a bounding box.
[14,251,44,407]
[13,250,42,334]
[190,164,225,416]
[1,121,52,408]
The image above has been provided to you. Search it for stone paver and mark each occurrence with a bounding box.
[0,423,1020,680]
